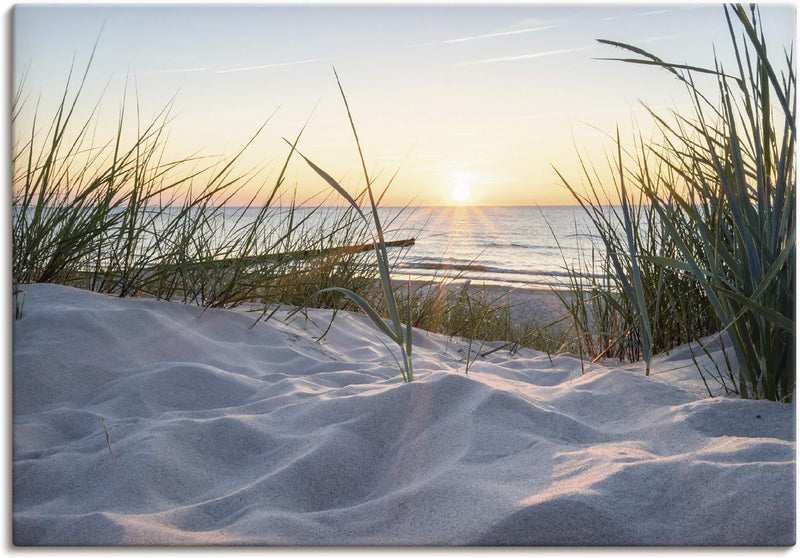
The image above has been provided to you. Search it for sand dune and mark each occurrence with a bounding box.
[12,284,795,545]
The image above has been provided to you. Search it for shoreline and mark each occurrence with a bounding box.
[392,278,574,325]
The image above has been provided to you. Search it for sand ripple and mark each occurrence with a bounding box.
[12,284,795,545]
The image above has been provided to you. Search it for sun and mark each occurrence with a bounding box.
[450,183,471,204]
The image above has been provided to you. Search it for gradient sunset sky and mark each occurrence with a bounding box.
[13,3,796,206]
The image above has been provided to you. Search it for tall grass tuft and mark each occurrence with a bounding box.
[288,69,414,382]
[559,4,794,401]
[555,135,720,370]
[11,50,169,287]
[12,54,383,315]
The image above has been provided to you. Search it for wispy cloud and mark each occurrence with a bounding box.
[142,57,334,76]
[215,57,333,74]
[403,22,558,49]
[637,9,670,17]
[144,66,213,75]
[454,46,592,67]
[443,25,557,44]
[602,9,671,21]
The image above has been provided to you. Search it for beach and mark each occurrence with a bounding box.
[396,279,573,325]
[11,1,796,548]
[12,283,795,545]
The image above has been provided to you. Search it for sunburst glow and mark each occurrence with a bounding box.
[450,184,472,204]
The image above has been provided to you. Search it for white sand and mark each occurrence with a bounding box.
[12,283,795,546]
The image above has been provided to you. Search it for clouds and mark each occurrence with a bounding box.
[143,57,333,76]
[215,57,333,74]
[601,9,671,22]
[145,66,213,75]
[404,18,558,50]
[443,25,557,45]
[454,46,593,67]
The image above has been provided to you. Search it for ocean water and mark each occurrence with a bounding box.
[384,206,604,288]
[143,205,606,289]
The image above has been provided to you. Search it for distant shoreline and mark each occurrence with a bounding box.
[200,204,600,210]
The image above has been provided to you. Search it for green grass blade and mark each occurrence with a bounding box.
[314,286,402,344]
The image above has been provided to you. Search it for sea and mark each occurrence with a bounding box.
[385,206,604,288]
[280,205,607,289]
[17,204,607,288]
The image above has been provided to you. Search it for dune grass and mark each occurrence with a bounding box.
[555,5,794,401]
[288,69,415,382]
[14,6,791,401]
[554,137,720,370]
[13,51,551,375]
[99,417,115,459]
[11,56,386,314]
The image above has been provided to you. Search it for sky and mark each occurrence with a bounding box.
[12,3,797,207]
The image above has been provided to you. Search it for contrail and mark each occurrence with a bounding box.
[443,25,556,44]
[216,57,332,74]
[455,46,592,67]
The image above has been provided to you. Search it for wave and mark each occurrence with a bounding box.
[395,261,606,281]
[399,261,489,273]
